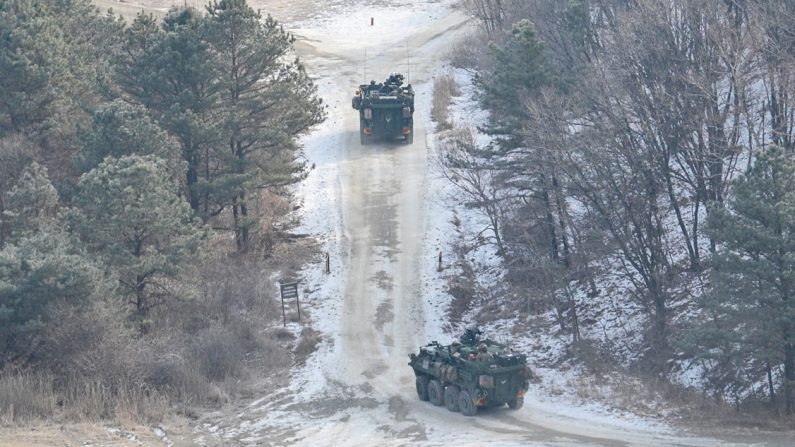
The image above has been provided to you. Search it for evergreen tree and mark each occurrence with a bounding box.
[2,162,59,240]
[476,19,551,144]
[203,0,325,250]
[74,99,179,174]
[684,146,795,413]
[471,18,574,272]
[0,226,102,366]
[46,0,125,100]
[71,155,205,317]
[118,8,220,215]
[0,0,66,135]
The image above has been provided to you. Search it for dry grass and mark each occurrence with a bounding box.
[0,373,56,425]
[0,373,169,426]
[431,75,461,130]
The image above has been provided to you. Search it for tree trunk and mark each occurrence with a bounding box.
[541,183,559,263]
[785,341,794,414]
[232,198,242,252]
[552,175,570,267]
[240,195,249,250]
[0,193,6,247]
[185,146,199,212]
[566,285,581,343]
[135,273,146,315]
[767,361,776,404]
[665,165,697,269]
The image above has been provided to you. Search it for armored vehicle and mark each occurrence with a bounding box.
[351,73,414,145]
[408,328,529,416]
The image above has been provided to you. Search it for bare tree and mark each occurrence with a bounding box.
[438,128,507,254]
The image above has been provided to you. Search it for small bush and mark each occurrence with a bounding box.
[273,326,296,341]
[294,328,322,364]
[39,299,140,385]
[431,75,461,130]
[449,34,483,69]
[144,357,216,403]
[260,336,292,371]
[188,326,245,381]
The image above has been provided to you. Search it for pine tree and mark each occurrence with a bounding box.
[74,99,179,174]
[476,19,551,143]
[684,146,795,413]
[71,155,205,317]
[2,162,59,240]
[0,0,66,135]
[203,0,325,250]
[118,8,220,215]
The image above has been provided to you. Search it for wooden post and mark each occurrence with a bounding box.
[370,17,374,26]
[437,251,443,272]
[325,252,330,274]
[280,294,286,327]
[280,281,300,325]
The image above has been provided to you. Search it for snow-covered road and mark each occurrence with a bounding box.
[197,1,785,445]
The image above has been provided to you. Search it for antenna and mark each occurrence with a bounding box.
[406,42,410,84]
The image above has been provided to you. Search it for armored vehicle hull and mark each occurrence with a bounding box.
[352,74,414,145]
[408,328,529,416]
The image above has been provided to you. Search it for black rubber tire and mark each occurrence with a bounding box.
[404,133,413,145]
[444,386,459,412]
[415,376,429,401]
[458,390,477,416]
[507,397,524,410]
[428,379,444,406]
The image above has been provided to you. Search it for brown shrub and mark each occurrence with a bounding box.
[39,299,141,385]
[273,326,296,341]
[260,336,292,371]
[431,75,461,130]
[188,326,246,381]
[294,328,322,364]
[448,34,485,69]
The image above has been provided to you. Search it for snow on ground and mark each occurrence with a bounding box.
[291,0,451,55]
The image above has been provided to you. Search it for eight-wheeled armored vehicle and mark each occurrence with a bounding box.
[408,328,530,416]
[351,73,414,145]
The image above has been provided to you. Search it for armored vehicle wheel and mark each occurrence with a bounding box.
[458,390,477,416]
[415,376,429,401]
[427,379,444,406]
[404,133,413,145]
[444,386,460,412]
[507,397,524,410]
